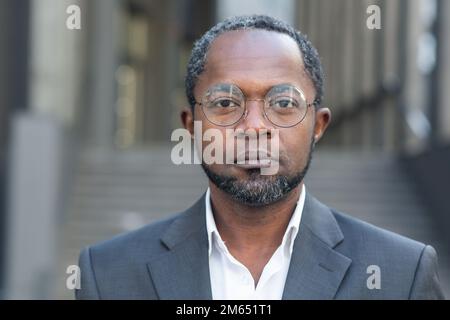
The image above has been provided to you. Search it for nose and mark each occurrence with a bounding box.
[237,99,273,135]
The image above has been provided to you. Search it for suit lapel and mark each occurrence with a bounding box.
[282,193,352,299]
[146,194,213,299]
[146,191,351,300]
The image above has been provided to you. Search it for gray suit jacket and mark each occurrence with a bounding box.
[76,192,445,299]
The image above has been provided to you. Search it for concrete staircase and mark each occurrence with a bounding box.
[55,146,449,298]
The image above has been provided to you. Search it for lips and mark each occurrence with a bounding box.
[233,150,277,168]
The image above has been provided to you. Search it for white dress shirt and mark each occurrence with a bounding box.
[206,184,306,300]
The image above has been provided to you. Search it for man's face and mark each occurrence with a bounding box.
[182,29,331,206]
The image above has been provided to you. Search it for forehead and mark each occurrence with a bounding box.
[199,29,311,95]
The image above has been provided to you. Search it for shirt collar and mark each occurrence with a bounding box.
[205,184,306,257]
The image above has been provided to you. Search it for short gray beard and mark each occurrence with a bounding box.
[201,137,314,207]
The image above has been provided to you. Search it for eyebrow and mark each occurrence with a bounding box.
[209,82,302,95]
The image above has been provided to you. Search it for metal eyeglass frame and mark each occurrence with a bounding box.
[194,83,317,128]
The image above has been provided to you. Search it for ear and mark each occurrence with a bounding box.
[313,107,331,143]
[181,107,195,136]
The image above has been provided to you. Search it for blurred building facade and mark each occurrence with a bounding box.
[0,0,449,298]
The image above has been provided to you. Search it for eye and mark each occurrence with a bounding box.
[212,98,240,108]
[271,98,298,109]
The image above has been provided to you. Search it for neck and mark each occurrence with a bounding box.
[209,182,303,251]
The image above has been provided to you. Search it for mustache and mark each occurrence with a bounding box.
[233,150,283,163]
[231,148,287,166]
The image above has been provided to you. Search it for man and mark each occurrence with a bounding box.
[76,15,444,299]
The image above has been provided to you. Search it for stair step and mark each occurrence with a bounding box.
[56,148,450,299]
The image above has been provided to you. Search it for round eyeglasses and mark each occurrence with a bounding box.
[195,83,315,128]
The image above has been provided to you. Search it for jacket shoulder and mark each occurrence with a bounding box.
[330,209,440,298]
[88,211,183,259]
[76,211,186,299]
[332,209,426,253]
